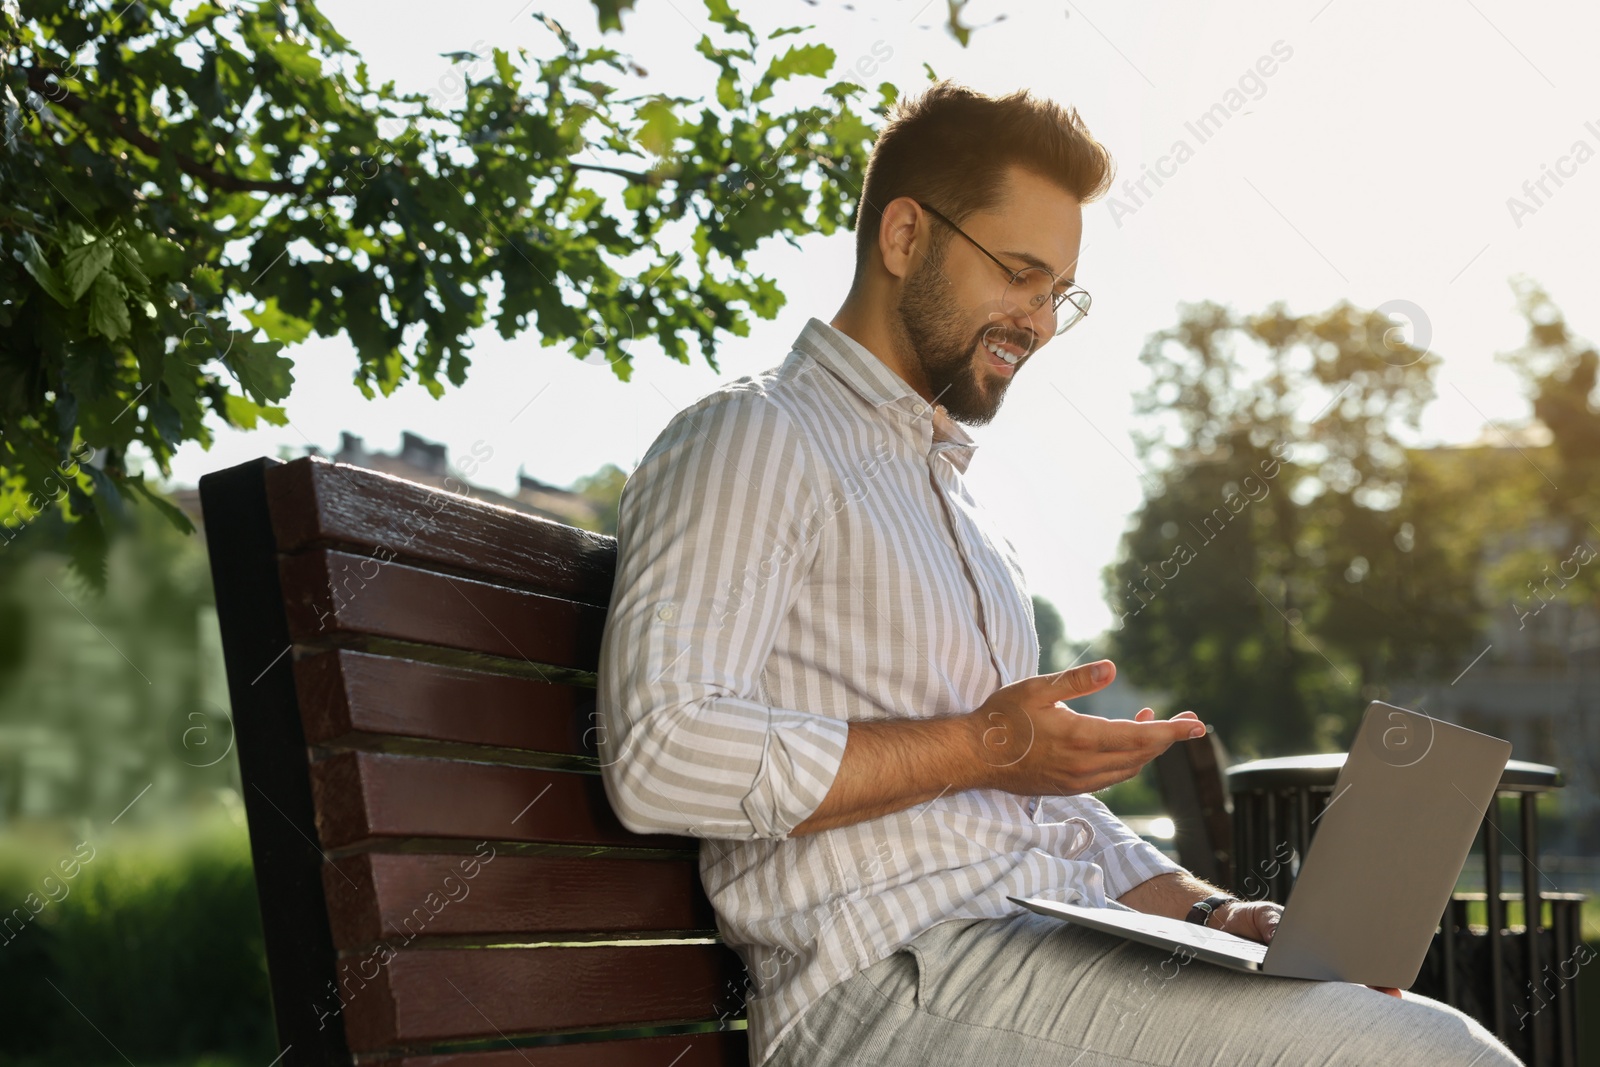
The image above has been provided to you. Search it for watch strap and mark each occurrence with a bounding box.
[1185,893,1235,926]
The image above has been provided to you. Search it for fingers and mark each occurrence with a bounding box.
[1037,659,1115,699]
[1093,716,1208,751]
[1030,672,1204,736]
[1134,707,1199,726]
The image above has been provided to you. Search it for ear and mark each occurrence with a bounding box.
[876,196,925,283]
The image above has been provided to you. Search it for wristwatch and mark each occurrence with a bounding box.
[1185,893,1236,927]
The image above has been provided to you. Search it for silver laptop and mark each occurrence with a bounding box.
[1009,701,1511,988]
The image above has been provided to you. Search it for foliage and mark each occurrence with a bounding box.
[0,488,231,816]
[0,806,273,1063]
[1094,764,1163,816]
[1491,277,1600,790]
[1490,276,1600,609]
[0,0,896,588]
[1104,298,1485,755]
[1032,593,1066,673]
[571,460,626,535]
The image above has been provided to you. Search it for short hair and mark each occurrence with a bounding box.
[852,81,1114,279]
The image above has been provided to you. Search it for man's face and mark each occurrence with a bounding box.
[893,167,1084,425]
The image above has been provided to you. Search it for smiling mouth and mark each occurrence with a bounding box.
[979,332,1031,373]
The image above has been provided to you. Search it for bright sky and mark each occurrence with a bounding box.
[157,0,1600,643]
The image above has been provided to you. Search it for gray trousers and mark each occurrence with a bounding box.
[766,910,1522,1067]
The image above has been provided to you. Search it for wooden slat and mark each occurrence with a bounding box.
[321,852,715,948]
[344,944,746,1052]
[366,1030,749,1067]
[309,751,691,852]
[296,649,595,755]
[212,455,761,1062]
[278,548,606,671]
[264,457,617,605]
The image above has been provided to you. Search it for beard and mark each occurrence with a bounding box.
[892,251,1034,426]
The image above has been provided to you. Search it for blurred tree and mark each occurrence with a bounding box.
[0,0,899,588]
[571,461,627,536]
[1493,279,1600,795]
[1032,594,1065,673]
[1493,276,1600,609]
[0,496,230,824]
[1103,299,1482,755]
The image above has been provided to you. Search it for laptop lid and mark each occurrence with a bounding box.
[1262,701,1511,987]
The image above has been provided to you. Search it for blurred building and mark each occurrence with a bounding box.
[1383,428,1600,853]
[170,430,602,531]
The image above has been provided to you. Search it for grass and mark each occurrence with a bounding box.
[0,798,275,1065]
[1451,893,1600,942]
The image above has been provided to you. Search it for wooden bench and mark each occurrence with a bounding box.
[199,455,750,1066]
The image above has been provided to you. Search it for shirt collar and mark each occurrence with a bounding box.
[792,317,978,471]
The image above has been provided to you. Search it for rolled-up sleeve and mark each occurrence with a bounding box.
[1038,794,1187,899]
[596,386,850,841]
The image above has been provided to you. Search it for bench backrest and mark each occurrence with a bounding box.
[1152,731,1233,888]
[199,456,748,1066]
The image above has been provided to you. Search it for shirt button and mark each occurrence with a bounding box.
[656,603,675,621]
[911,404,926,416]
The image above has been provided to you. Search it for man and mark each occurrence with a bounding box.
[596,82,1519,1067]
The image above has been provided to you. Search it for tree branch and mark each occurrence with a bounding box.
[568,161,650,182]
[23,67,656,192]
[23,66,314,197]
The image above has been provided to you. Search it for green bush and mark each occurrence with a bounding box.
[1096,763,1164,816]
[0,805,274,1064]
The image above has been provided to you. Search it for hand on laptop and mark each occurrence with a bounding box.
[1211,899,1282,944]
[968,660,1207,796]
[1215,902,1400,998]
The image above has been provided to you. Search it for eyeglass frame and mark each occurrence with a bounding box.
[912,199,1091,334]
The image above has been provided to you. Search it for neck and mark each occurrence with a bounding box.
[829,293,935,403]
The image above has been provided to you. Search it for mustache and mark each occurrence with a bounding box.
[978,322,1038,364]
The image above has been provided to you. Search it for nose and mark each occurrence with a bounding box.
[994,290,1046,330]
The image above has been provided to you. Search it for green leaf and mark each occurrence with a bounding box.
[230,342,296,404]
[243,298,315,344]
[753,44,836,103]
[221,391,289,430]
[127,475,196,536]
[20,234,72,307]
[703,0,755,45]
[767,43,835,81]
[87,273,132,340]
[635,98,682,157]
[492,47,517,87]
[590,0,638,32]
[112,239,151,289]
[62,239,115,302]
[63,340,120,402]
[717,70,742,111]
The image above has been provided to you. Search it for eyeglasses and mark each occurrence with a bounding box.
[914,200,1091,337]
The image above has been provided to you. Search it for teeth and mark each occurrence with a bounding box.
[984,340,1020,365]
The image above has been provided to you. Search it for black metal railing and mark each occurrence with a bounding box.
[1227,756,1582,1067]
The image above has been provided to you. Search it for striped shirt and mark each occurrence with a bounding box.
[596,317,1185,1066]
